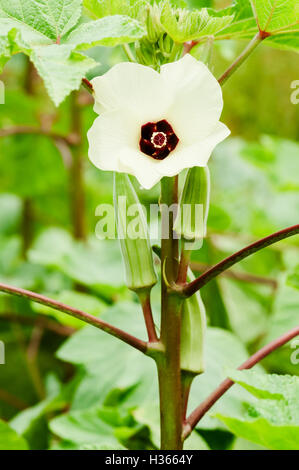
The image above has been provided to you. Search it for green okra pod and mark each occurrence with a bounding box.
[174,166,210,242]
[180,270,206,375]
[114,173,157,292]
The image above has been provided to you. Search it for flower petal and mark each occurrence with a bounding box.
[87,110,138,171]
[118,148,162,189]
[161,54,224,145]
[91,62,172,121]
[87,109,162,189]
[155,122,230,176]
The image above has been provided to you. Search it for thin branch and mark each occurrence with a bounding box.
[218,31,265,85]
[184,325,299,439]
[0,126,78,145]
[0,282,147,353]
[177,246,191,285]
[137,291,158,343]
[190,261,278,289]
[180,224,299,298]
[154,246,277,289]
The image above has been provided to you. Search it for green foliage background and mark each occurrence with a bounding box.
[0,0,298,451]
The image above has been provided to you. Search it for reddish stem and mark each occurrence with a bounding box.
[181,224,299,298]
[176,246,191,285]
[138,291,158,343]
[190,261,278,288]
[184,325,299,438]
[0,282,147,353]
[218,32,263,86]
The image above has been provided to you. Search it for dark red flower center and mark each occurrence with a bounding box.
[139,120,179,160]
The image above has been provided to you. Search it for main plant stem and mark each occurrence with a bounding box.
[157,176,183,450]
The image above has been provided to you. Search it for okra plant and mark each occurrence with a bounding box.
[0,0,299,451]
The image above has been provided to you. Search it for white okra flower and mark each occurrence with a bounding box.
[88,54,230,189]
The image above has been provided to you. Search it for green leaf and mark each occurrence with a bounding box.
[0,0,93,106]
[58,302,256,433]
[0,134,68,198]
[49,406,126,449]
[0,419,29,450]
[57,302,157,410]
[30,44,96,106]
[251,0,298,33]
[65,15,145,48]
[0,34,11,71]
[0,1,145,104]
[210,0,299,50]
[228,369,299,401]
[187,327,262,430]
[84,0,146,21]
[10,393,67,449]
[34,0,83,39]
[209,0,258,40]
[184,431,210,450]
[214,0,254,22]
[218,278,269,344]
[0,0,82,44]
[28,228,126,297]
[258,272,299,375]
[265,32,299,52]
[160,2,234,43]
[218,415,299,450]
[264,274,299,343]
[216,370,299,450]
[133,402,210,449]
[213,0,299,51]
[0,194,22,236]
[211,137,299,236]
[232,437,266,450]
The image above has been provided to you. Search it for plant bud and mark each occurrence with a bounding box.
[174,166,210,241]
[158,33,173,56]
[180,270,206,375]
[146,3,164,43]
[135,39,156,67]
[113,173,157,292]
